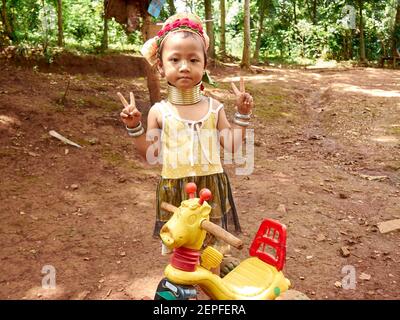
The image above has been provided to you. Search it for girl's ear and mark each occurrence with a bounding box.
[157,59,165,77]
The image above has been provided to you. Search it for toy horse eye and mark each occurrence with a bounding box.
[187,214,196,225]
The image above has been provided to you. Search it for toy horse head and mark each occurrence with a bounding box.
[160,183,212,251]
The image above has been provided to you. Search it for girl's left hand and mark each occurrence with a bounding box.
[231,77,254,115]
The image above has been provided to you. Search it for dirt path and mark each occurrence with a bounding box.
[0,60,399,300]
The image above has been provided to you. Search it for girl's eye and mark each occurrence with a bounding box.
[191,59,199,63]
[170,58,179,62]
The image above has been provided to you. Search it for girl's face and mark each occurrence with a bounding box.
[158,32,206,90]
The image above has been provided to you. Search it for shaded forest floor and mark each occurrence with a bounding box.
[0,57,399,300]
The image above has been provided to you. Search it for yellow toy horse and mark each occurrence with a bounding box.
[155,183,291,300]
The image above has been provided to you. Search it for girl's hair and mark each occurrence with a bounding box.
[158,31,208,68]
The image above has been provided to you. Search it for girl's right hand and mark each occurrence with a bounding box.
[118,92,142,128]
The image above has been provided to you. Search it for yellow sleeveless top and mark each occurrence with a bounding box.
[155,97,224,179]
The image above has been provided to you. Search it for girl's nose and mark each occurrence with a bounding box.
[179,60,189,72]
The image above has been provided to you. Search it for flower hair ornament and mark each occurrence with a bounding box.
[141,13,209,67]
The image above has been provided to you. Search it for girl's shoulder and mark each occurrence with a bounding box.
[149,100,169,116]
[148,101,168,127]
[208,96,224,113]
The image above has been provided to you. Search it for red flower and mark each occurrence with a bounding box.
[187,21,197,29]
[164,24,172,32]
[172,20,181,28]
[157,19,204,40]
[181,21,190,28]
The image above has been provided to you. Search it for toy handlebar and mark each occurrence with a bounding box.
[160,201,243,250]
[201,220,243,249]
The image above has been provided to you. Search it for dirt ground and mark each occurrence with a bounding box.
[0,56,399,300]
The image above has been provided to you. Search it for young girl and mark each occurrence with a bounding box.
[118,13,253,248]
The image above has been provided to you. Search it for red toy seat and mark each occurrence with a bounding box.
[249,219,287,271]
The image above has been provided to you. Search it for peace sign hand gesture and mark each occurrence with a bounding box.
[118,92,142,128]
[231,77,254,115]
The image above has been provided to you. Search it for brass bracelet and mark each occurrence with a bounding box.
[126,122,142,133]
[233,118,250,127]
[234,111,252,120]
[127,126,145,137]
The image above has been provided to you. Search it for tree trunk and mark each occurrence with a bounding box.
[293,0,297,25]
[143,14,161,105]
[312,0,317,24]
[167,0,176,16]
[241,0,251,68]
[219,0,226,61]
[1,0,13,40]
[204,0,215,59]
[56,0,64,47]
[41,0,49,51]
[343,29,353,60]
[349,29,354,59]
[101,1,108,52]
[358,0,366,63]
[253,0,267,64]
[392,1,400,57]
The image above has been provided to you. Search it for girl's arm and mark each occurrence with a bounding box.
[119,91,161,162]
[130,106,161,161]
[217,78,254,153]
[217,107,247,153]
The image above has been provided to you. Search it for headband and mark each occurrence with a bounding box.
[141,13,210,67]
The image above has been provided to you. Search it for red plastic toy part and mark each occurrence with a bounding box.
[199,188,212,205]
[249,219,287,271]
[185,183,197,199]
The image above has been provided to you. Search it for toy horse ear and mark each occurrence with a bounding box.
[199,203,211,218]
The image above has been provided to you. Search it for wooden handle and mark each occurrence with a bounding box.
[160,202,177,213]
[201,220,243,249]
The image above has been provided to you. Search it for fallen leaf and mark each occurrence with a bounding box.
[340,246,351,257]
[377,219,400,234]
[359,273,371,281]
[28,151,39,157]
[276,204,287,214]
[104,289,112,299]
[359,174,388,181]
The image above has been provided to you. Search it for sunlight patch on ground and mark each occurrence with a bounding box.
[310,73,322,80]
[332,84,400,97]
[0,114,20,127]
[219,75,276,83]
[370,135,399,144]
[306,60,338,69]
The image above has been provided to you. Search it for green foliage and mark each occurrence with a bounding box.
[0,0,399,64]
